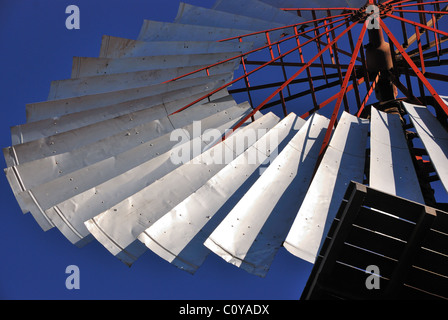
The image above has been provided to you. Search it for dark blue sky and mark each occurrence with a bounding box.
[0,0,313,300]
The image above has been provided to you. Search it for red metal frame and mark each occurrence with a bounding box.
[163,0,448,143]
[169,14,352,115]
[381,19,448,115]
[222,20,360,140]
[317,23,368,161]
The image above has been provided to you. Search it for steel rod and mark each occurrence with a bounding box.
[393,8,448,14]
[170,16,352,115]
[221,20,360,139]
[217,13,352,43]
[317,23,368,162]
[381,19,448,115]
[393,0,448,7]
[416,25,427,74]
[300,77,366,120]
[295,26,319,110]
[356,73,380,117]
[386,13,448,38]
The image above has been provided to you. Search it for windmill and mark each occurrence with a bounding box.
[3,0,448,299]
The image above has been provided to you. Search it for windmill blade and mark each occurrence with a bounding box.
[212,0,304,25]
[403,101,448,193]
[9,100,251,223]
[283,111,369,264]
[84,112,280,266]
[370,107,425,203]
[204,113,330,277]
[4,87,231,168]
[48,61,239,100]
[25,72,233,123]
[258,0,352,20]
[174,3,287,31]
[99,36,254,59]
[13,77,231,144]
[137,20,261,43]
[46,109,261,247]
[71,52,242,78]
[137,112,306,274]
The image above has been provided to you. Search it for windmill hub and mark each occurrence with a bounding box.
[365,26,398,103]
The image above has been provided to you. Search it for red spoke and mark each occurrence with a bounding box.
[222,20,360,140]
[432,14,441,60]
[393,0,448,7]
[385,0,418,6]
[381,19,448,115]
[169,16,352,115]
[280,7,357,11]
[416,25,426,74]
[317,23,368,160]
[356,74,380,118]
[385,13,448,38]
[217,13,351,43]
[300,77,366,120]
[392,8,448,14]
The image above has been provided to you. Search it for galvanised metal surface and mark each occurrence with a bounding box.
[12,80,230,144]
[370,107,424,203]
[99,36,254,58]
[4,88,231,167]
[212,0,304,25]
[48,61,239,100]
[137,20,264,44]
[33,103,257,243]
[283,112,369,263]
[85,112,280,266]
[6,94,238,198]
[204,113,330,277]
[174,3,286,32]
[24,73,233,123]
[71,52,242,78]
[403,102,448,193]
[49,109,262,247]
[259,0,346,19]
[138,112,306,274]
[10,101,250,226]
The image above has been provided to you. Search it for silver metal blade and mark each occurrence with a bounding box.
[5,89,231,168]
[174,3,286,31]
[48,109,262,247]
[71,52,242,78]
[137,20,266,45]
[13,102,254,235]
[13,80,230,144]
[204,113,330,277]
[6,95,237,198]
[137,112,307,274]
[370,107,424,203]
[99,36,253,59]
[403,101,448,194]
[84,112,280,266]
[48,61,239,100]
[25,73,233,123]
[212,0,304,25]
[283,111,369,263]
